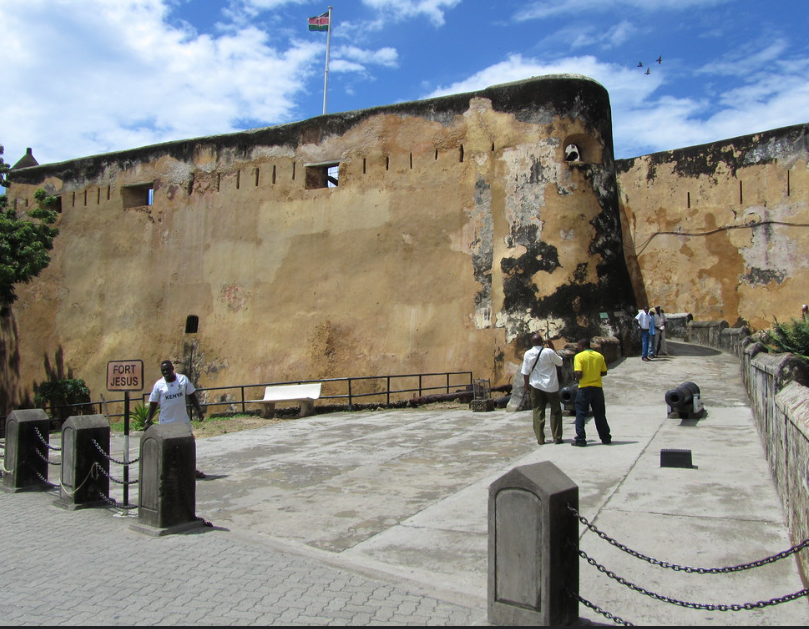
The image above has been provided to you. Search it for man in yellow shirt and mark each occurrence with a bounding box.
[572,338,612,447]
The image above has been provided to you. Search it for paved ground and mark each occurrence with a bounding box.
[1,340,807,625]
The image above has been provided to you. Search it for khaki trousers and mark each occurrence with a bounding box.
[529,386,562,443]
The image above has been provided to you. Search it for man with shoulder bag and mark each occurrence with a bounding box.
[521,333,564,445]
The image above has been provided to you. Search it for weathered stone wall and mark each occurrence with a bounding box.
[617,125,809,331]
[690,328,809,583]
[744,350,809,583]
[1,76,637,411]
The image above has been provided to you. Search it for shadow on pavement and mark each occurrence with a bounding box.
[666,340,722,356]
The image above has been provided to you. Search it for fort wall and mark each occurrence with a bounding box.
[617,125,809,330]
[1,76,637,410]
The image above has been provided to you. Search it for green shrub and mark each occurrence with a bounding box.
[33,378,92,421]
[764,317,809,363]
[129,403,150,431]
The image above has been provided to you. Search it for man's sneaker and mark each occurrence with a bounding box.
[571,440,587,447]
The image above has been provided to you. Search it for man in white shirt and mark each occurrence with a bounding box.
[635,306,652,361]
[145,360,206,478]
[146,360,205,425]
[521,333,564,444]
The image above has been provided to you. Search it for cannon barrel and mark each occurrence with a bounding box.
[665,382,700,409]
[560,385,578,405]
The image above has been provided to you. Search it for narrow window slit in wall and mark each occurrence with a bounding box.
[292,163,296,180]
[409,153,413,169]
[491,143,495,152]
[72,192,76,207]
[187,178,194,196]
[459,145,464,162]
[216,174,221,192]
[84,190,88,206]
[687,192,691,209]
[236,170,241,190]
[25,198,29,208]
[97,188,101,204]
[787,170,791,197]
[739,180,743,204]
[363,158,367,174]
[185,315,199,334]
[385,156,390,171]
[272,165,276,185]
[435,149,439,160]
[53,196,63,213]
[255,168,260,187]
[107,185,111,200]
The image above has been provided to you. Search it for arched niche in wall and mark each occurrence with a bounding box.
[561,134,603,165]
[185,315,199,334]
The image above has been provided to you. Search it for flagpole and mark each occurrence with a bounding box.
[322,6,333,115]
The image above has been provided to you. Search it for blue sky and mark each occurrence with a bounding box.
[1,0,808,167]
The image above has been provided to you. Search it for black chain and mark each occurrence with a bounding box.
[92,439,139,466]
[31,467,56,489]
[34,447,61,466]
[34,427,62,451]
[573,591,634,626]
[577,545,809,611]
[96,490,138,511]
[568,504,809,574]
[94,463,138,485]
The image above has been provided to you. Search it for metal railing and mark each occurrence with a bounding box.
[2,370,474,423]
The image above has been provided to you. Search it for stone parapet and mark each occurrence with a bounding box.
[686,320,728,347]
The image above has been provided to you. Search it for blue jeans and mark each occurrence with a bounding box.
[640,329,650,358]
[574,386,612,444]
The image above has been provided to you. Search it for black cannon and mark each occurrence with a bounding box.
[560,385,578,416]
[664,381,704,419]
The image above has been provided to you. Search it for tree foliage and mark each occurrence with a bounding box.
[33,378,92,421]
[0,144,59,309]
[764,316,809,364]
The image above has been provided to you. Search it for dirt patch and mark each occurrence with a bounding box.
[190,416,285,439]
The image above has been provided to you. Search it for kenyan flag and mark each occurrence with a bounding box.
[308,11,329,31]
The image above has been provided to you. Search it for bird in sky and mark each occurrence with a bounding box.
[656,55,663,64]
[645,68,651,75]
[637,61,644,67]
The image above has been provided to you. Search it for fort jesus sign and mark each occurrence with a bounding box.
[106,360,144,391]
[106,359,143,508]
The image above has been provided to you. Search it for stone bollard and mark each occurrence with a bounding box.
[1,409,52,493]
[488,461,579,626]
[56,415,110,510]
[131,422,203,536]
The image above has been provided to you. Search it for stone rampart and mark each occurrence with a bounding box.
[686,323,809,583]
[686,320,728,347]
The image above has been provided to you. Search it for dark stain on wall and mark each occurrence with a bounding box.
[499,162,637,343]
[743,267,786,286]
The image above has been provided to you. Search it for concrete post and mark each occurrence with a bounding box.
[56,415,110,510]
[488,461,579,626]
[131,422,203,536]
[1,409,52,493]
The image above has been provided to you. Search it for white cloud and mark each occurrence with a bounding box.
[335,46,399,68]
[361,0,462,26]
[421,46,809,158]
[0,0,325,163]
[515,0,734,21]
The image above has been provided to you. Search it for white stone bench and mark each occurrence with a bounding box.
[247,383,322,419]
